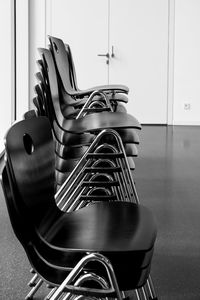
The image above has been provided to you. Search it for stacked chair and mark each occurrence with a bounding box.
[34,36,141,195]
[1,35,159,300]
[2,117,158,300]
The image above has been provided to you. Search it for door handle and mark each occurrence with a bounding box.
[97,53,110,64]
[111,46,115,58]
[97,53,110,58]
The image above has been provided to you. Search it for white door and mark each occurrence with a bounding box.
[109,0,169,123]
[48,0,169,123]
[49,0,109,88]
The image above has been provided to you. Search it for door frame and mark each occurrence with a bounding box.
[0,0,15,157]
[15,0,29,120]
[167,0,175,125]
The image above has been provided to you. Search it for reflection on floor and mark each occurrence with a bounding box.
[0,125,200,299]
[135,125,200,300]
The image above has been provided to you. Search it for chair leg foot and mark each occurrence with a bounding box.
[146,275,158,300]
[25,278,43,300]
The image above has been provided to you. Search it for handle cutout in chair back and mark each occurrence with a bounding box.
[23,134,35,155]
[53,42,59,53]
[42,54,49,73]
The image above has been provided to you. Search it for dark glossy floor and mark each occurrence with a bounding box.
[135,125,200,300]
[1,125,200,299]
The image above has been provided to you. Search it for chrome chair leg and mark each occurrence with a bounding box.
[28,273,39,287]
[65,296,95,300]
[30,268,36,274]
[62,272,110,300]
[141,287,148,300]
[146,276,158,300]
[49,253,123,300]
[45,287,58,300]
[25,278,43,300]
[55,129,140,206]
[27,269,44,296]
[135,289,142,300]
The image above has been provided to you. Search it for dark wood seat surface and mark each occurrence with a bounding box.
[53,119,140,146]
[56,142,138,159]
[60,111,141,133]
[43,201,156,253]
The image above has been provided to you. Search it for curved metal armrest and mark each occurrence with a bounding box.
[62,93,128,109]
[69,84,129,98]
[76,90,113,119]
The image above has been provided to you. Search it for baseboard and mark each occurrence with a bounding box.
[141,123,167,126]
[173,121,200,126]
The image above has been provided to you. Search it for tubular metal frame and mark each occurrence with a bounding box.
[47,252,123,300]
[55,128,140,212]
[47,272,109,300]
[75,90,113,119]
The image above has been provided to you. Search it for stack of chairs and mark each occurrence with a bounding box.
[1,116,158,300]
[33,36,141,202]
[1,35,159,299]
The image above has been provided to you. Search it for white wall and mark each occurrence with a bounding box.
[16,0,29,120]
[173,0,200,125]
[29,0,46,108]
[0,0,12,152]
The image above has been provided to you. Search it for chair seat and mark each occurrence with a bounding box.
[55,155,136,174]
[53,120,140,146]
[53,126,95,146]
[55,143,138,159]
[56,145,89,159]
[28,244,152,292]
[43,202,156,253]
[59,112,141,133]
[35,201,156,290]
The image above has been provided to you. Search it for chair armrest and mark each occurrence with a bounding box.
[61,92,128,108]
[70,84,129,98]
[76,90,113,119]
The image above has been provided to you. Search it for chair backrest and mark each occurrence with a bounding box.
[1,165,30,244]
[33,85,46,116]
[35,72,55,121]
[2,117,58,246]
[38,48,69,127]
[64,43,79,91]
[48,36,75,94]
